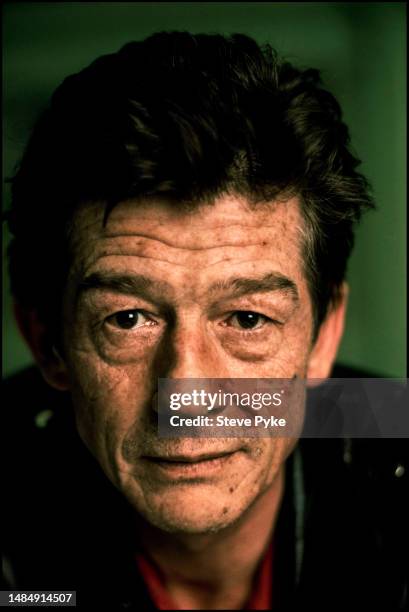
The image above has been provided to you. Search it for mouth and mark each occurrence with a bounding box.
[141,450,241,479]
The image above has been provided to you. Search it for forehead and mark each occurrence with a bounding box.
[67,194,308,296]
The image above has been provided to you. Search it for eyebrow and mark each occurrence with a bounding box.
[208,273,299,302]
[77,271,299,303]
[76,273,172,303]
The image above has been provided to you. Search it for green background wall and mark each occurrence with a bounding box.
[2,2,406,377]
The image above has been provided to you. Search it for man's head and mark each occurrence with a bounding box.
[7,32,373,533]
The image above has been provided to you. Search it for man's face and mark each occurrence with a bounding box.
[60,195,316,533]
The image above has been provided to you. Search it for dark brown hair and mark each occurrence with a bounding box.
[6,31,374,338]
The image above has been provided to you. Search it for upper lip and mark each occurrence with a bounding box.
[144,451,237,463]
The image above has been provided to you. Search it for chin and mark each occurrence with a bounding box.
[124,481,254,534]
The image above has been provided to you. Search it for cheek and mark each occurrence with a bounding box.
[252,437,296,491]
[217,327,283,365]
[220,322,312,378]
[65,348,152,456]
[224,437,293,513]
[64,313,154,413]
[271,312,313,375]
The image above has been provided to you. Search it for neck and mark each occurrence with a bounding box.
[137,466,285,610]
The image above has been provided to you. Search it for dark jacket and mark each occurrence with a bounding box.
[2,366,408,611]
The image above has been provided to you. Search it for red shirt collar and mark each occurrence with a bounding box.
[135,540,273,610]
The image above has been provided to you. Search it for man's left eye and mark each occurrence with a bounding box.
[106,310,152,330]
[226,311,273,330]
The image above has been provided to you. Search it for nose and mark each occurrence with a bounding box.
[151,315,232,421]
[153,315,227,380]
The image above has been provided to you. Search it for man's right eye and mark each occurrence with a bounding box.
[106,310,153,330]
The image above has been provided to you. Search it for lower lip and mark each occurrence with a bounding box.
[142,452,240,480]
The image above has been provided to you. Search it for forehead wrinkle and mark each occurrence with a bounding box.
[72,240,288,277]
[83,253,187,271]
[71,230,274,259]
[99,232,265,251]
[69,196,304,255]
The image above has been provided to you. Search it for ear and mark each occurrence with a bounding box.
[13,302,70,391]
[307,283,348,381]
